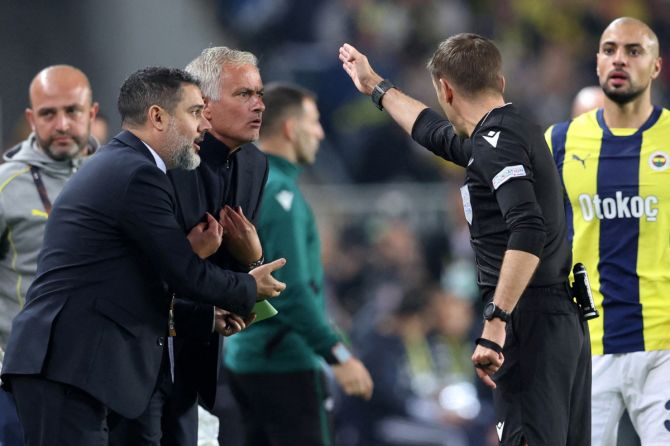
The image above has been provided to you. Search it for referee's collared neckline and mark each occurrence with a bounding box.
[476,102,514,133]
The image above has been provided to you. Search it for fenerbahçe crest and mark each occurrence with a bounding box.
[649,151,669,171]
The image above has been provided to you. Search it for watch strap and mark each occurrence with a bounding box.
[371,79,395,110]
[484,302,511,323]
[328,342,352,365]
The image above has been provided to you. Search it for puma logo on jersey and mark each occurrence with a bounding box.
[578,192,659,222]
[482,130,500,148]
[572,153,590,168]
[275,190,294,211]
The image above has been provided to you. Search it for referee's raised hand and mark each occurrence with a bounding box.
[338,43,383,96]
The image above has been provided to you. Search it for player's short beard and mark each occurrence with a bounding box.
[165,120,201,170]
[602,84,644,105]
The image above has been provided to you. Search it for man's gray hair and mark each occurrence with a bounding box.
[185,47,258,101]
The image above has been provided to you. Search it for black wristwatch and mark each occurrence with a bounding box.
[371,79,395,110]
[483,302,511,323]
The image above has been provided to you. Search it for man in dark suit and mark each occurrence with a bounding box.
[110,47,271,446]
[0,67,286,446]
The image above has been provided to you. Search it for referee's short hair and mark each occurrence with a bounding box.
[260,82,316,138]
[118,67,200,127]
[427,33,503,97]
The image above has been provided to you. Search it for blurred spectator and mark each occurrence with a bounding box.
[336,284,494,446]
[571,85,605,117]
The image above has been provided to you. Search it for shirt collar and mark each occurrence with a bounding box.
[141,141,167,173]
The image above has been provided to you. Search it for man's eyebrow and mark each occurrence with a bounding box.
[601,40,644,48]
[36,106,57,115]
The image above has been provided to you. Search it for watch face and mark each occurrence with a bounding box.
[483,302,495,319]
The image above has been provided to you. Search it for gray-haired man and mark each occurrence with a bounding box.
[110,47,270,446]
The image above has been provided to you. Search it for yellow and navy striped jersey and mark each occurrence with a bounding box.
[546,107,670,355]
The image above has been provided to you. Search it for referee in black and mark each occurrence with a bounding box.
[339,34,591,446]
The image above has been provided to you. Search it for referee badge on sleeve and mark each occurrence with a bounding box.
[492,165,526,190]
[460,185,473,224]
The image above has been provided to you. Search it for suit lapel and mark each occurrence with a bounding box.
[168,169,204,230]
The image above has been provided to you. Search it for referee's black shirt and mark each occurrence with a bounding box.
[412,104,571,291]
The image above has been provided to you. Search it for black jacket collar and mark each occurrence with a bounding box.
[199,133,241,166]
[113,130,157,164]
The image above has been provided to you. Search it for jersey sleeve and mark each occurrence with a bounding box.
[476,125,546,256]
[411,108,472,167]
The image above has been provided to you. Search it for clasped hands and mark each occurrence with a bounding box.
[186,206,286,335]
[186,205,261,263]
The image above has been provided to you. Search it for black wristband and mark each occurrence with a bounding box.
[371,79,395,110]
[475,337,503,354]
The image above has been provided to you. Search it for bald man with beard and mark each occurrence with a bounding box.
[0,65,99,346]
[0,64,98,446]
[546,17,670,446]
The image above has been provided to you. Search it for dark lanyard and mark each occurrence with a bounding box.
[29,166,52,215]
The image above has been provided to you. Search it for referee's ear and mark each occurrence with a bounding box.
[499,76,506,94]
[438,78,454,105]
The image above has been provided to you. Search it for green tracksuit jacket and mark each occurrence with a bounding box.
[224,155,340,373]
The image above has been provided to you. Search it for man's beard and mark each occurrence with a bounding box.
[602,83,645,105]
[166,121,201,170]
[39,133,86,161]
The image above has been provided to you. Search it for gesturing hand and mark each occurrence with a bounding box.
[219,205,263,266]
[214,308,256,337]
[249,258,287,300]
[338,43,383,96]
[186,212,223,259]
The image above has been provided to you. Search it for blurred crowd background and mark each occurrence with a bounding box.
[2,0,669,444]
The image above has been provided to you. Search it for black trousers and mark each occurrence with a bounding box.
[225,368,333,446]
[10,375,109,446]
[108,356,190,446]
[492,284,591,446]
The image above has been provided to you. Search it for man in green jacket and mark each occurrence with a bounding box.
[224,82,373,446]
